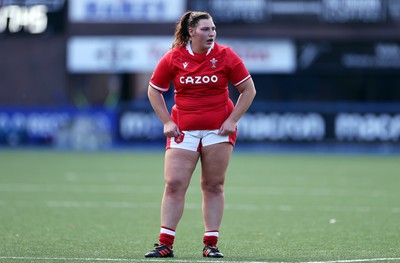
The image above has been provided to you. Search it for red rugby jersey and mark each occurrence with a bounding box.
[149,42,250,130]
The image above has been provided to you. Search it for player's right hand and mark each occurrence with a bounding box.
[164,120,181,137]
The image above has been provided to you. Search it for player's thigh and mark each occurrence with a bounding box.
[200,142,233,184]
[165,148,200,187]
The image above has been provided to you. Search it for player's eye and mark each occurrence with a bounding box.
[201,27,216,32]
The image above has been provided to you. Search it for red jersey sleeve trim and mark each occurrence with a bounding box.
[149,81,169,92]
[233,74,251,87]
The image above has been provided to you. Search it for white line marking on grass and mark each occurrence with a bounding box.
[46,200,160,209]
[1,256,400,263]
[1,183,396,199]
[0,183,163,194]
[0,257,130,262]
[43,201,400,215]
[392,208,400,213]
[2,200,400,214]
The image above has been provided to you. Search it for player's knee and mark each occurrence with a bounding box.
[201,180,224,195]
[165,178,188,195]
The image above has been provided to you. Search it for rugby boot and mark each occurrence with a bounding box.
[203,244,224,258]
[144,244,174,258]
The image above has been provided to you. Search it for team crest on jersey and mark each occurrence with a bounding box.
[183,62,189,69]
[210,58,218,68]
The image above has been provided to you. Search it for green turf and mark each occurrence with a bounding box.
[0,150,399,263]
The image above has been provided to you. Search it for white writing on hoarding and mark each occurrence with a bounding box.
[336,113,400,141]
[238,113,325,141]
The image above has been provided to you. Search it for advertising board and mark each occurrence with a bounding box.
[68,0,185,23]
[67,36,295,74]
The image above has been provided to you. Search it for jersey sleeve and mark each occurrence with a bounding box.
[226,47,251,87]
[149,51,173,92]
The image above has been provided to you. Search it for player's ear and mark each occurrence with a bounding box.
[188,27,194,37]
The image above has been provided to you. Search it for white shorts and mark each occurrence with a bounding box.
[166,129,237,152]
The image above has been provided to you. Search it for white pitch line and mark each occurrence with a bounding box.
[0,256,400,263]
[1,199,400,214]
[0,257,130,262]
[0,183,393,198]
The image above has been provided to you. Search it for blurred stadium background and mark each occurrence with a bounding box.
[1,1,400,262]
[1,0,400,153]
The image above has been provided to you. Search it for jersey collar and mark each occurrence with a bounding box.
[186,41,214,56]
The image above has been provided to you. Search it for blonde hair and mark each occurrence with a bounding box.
[172,11,212,49]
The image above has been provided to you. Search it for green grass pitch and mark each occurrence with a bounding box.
[0,150,399,263]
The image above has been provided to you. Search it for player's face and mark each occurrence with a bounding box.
[189,18,216,54]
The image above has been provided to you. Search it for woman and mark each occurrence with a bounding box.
[145,10,256,258]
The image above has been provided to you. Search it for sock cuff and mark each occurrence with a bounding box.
[204,230,219,237]
[161,226,176,236]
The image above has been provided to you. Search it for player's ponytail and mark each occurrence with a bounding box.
[172,11,211,49]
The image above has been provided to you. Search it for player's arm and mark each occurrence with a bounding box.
[148,86,181,138]
[219,77,256,135]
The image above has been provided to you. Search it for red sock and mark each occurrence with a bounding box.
[203,230,219,246]
[159,226,175,248]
